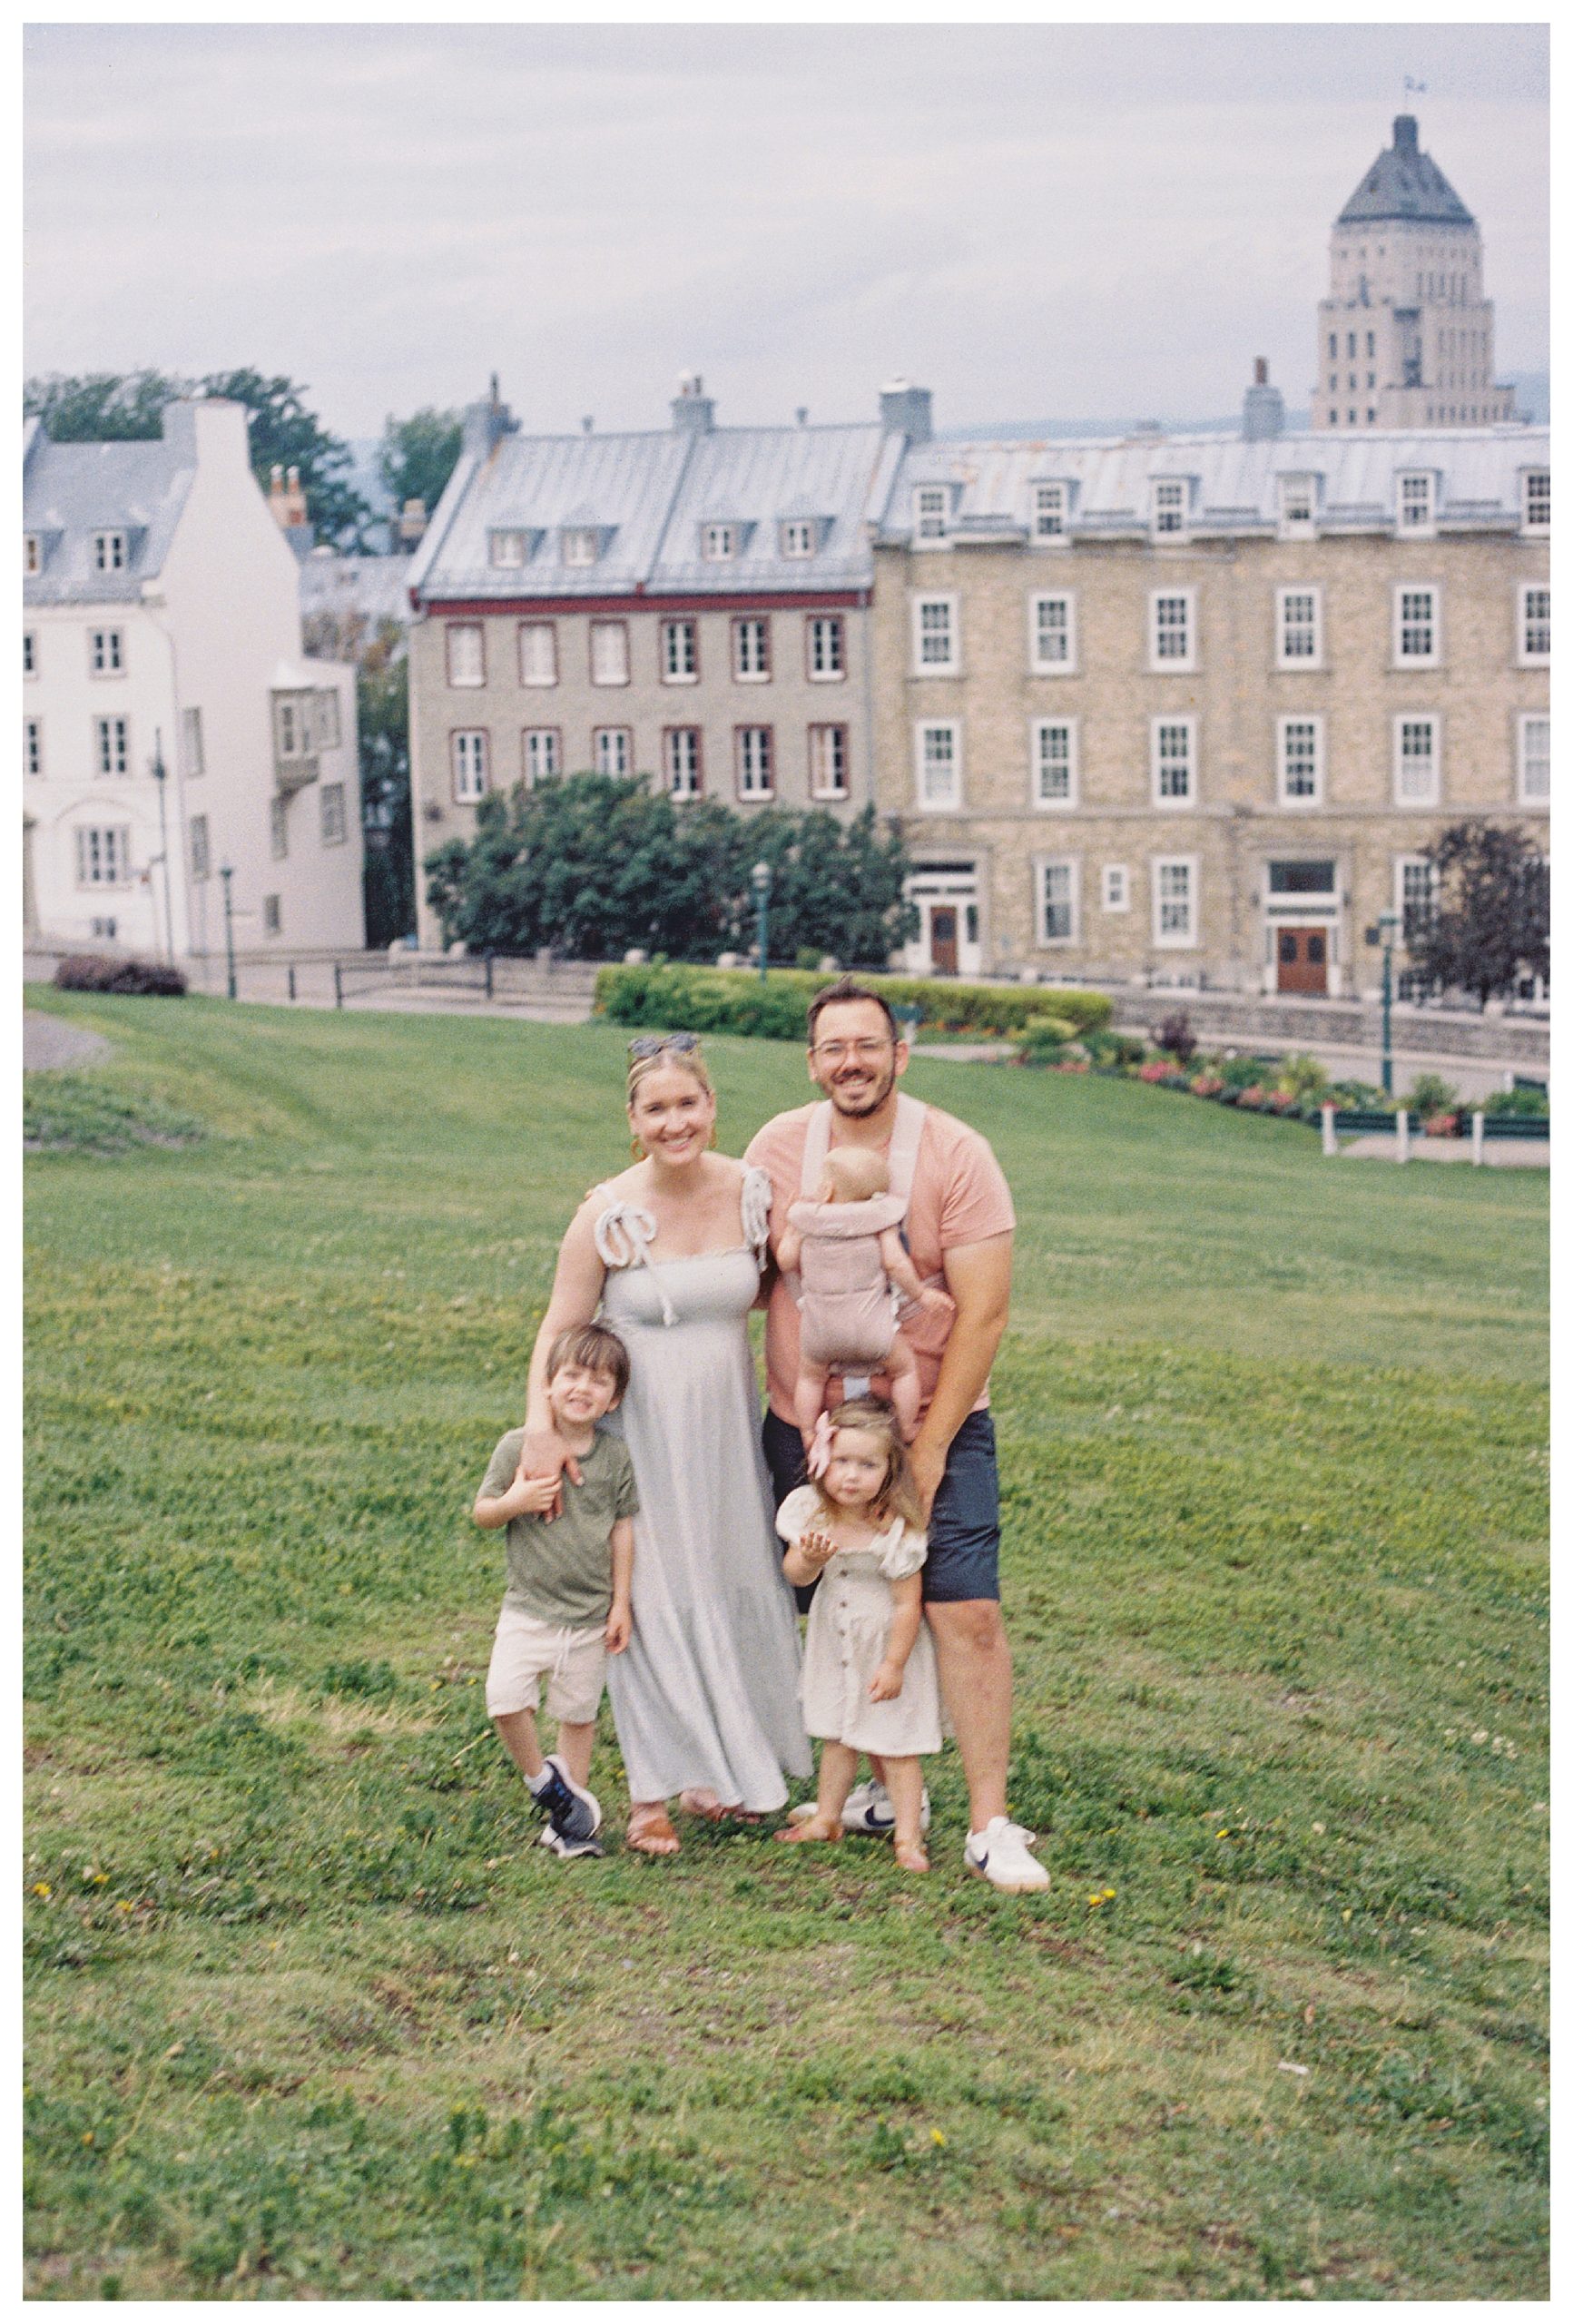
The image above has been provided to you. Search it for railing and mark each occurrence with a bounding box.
[1321,1103,1548,1164]
[334,950,499,1008]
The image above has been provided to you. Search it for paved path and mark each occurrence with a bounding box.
[1339,1131,1548,1168]
[24,1010,112,1073]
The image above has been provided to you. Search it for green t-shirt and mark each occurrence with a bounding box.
[480,1426,639,1630]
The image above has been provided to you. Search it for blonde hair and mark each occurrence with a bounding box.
[815,1395,925,1531]
[822,1147,890,1203]
[626,1043,715,1109]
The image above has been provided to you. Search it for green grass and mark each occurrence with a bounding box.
[25,989,1548,2299]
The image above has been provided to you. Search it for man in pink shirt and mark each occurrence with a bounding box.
[745,977,1047,1894]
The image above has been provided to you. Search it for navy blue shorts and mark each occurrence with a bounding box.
[762,1405,1001,1609]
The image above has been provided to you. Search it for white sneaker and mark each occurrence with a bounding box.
[789,1780,931,1837]
[965,1817,1048,1894]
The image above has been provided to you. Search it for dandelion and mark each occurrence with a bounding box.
[115,1900,133,1915]
[82,2131,95,2145]
[1214,1830,1229,1840]
[32,1882,51,1899]
[930,2128,946,2148]
[1341,1907,1352,1922]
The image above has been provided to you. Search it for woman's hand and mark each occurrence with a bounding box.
[869,1658,906,1702]
[514,1430,581,1518]
[509,1471,563,1517]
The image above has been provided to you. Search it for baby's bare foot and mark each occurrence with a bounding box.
[774,1814,842,1846]
[893,1840,929,1873]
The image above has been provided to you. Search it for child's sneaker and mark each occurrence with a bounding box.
[540,1827,605,1861]
[534,1755,602,1846]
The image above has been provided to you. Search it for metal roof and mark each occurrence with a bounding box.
[299,549,413,628]
[1336,115,1474,228]
[23,411,202,605]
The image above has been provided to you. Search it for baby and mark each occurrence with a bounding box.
[775,1147,954,1446]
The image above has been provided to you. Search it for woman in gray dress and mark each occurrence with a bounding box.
[516,1038,811,1855]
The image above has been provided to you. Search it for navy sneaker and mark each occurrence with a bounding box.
[540,1827,605,1861]
[536,1754,602,1846]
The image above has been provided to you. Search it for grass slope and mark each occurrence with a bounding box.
[24,990,1548,2299]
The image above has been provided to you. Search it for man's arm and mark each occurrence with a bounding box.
[907,1230,1013,1518]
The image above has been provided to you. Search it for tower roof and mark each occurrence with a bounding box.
[1337,114,1474,227]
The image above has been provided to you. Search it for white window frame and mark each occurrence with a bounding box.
[1394,853,1437,940]
[1276,714,1325,809]
[1151,855,1199,949]
[914,720,962,812]
[1150,478,1189,539]
[593,726,634,778]
[1031,482,1067,540]
[1277,475,1317,536]
[262,894,282,938]
[562,527,600,567]
[25,717,42,778]
[1028,591,1077,675]
[93,530,127,573]
[1030,716,1078,811]
[781,518,816,559]
[189,812,210,881]
[660,618,699,684]
[1391,714,1440,807]
[1518,584,1550,666]
[1517,712,1550,807]
[94,714,129,777]
[807,615,845,683]
[1392,584,1440,668]
[320,783,348,846]
[89,627,124,676]
[911,593,959,677]
[269,795,290,862]
[808,723,850,801]
[25,534,42,576]
[1150,715,1197,810]
[913,486,949,542]
[1274,586,1322,671]
[309,691,341,753]
[735,725,774,802]
[732,616,772,684]
[1036,857,1080,946]
[518,622,558,688]
[523,727,561,787]
[446,622,485,688]
[701,521,737,563]
[588,619,630,687]
[1101,863,1129,913]
[664,727,703,800]
[182,706,205,778]
[75,825,132,887]
[1149,588,1196,672]
[489,528,529,569]
[1521,470,1550,536]
[1396,472,1436,536]
[451,729,488,803]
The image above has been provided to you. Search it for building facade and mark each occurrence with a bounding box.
[24,400,363,962]
[406,377,928,947]
[873,407,1549,999]
[1312,114,1517,433]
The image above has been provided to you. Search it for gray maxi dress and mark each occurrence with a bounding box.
[595,1168,812,1809]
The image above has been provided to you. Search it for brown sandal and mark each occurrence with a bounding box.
[678,1788,726,1821]
[626,1807,680,1856]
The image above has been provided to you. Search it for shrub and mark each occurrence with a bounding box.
[1086,1029,1146,1069]
[1013,1013,1080,1067]
[595,964,1112,1044]
[1403,1070,1460,1120]
[1189,1073,1224,1098]
[1481,1086,1549,1118]
[1154,1010,1196,1062]
[54,955,187,997]
[1136,1060,1171,1084]
[1216,1055,1279,1093]
[1276,1051,1332,1102]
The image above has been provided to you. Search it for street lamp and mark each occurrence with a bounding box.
[751,859,773,984]
[149,730,175,964]
[219,865,237,1000]
[1365,909,1401,1097]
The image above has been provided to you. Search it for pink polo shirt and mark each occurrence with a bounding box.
[744,1099,1016,1426]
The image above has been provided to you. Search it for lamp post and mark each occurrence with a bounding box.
[751,859,773,984]
[149,730,175,963]
[1376,910,1399,1097]
[219,865,237,1000]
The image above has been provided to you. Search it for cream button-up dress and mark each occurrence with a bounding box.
[775,1486,942,1757]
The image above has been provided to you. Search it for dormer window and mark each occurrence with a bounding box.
[275,697,304,759]
[562,527,600,567]
[94,531,127,572]
[1523,469,1550,534]
[780,518,817,559]
[1150,480,1187,537]
[913,486,949,542]
[702,522,738,562]
[1278,475,1316,533]
[489,528,531,568]
[1032,484,1067,539]
[1397,473,1435,534]
[25,534,41,576]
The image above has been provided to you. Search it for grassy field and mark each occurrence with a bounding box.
[24,990,1548,2299]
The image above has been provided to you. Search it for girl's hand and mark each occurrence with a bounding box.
[797,1526,837,1572]
[869,1659,905,1702]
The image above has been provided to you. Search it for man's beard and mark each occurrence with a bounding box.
[827,1061,898,1118]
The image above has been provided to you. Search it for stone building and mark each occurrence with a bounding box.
[1312,114,1517,433]
[405,376,929,946]
[872,389,1549,998]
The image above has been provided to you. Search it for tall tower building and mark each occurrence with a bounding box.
[1312,114,1517,431]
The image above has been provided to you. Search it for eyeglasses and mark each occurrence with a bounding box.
[628,1031,701,1059]
[811,1039,893,1064]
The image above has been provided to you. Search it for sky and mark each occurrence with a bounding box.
[24,20,1549,444]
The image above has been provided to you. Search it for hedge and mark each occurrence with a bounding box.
[53,955,188,997]
[594,963,1113,1041]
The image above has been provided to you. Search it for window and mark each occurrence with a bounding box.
[1151,717,1195,806]
[1032,483,1067,539]
[1518,714,1550,805]
[1151,479,1187,537]
[1101,863,1129,913]
[702,522,738,562]
[523,728,561,786]
[1149,589,1194,669]
[915,721,961,810]
[93,531,127,572]
[594,727,634,777]
[1392,715,1440,806]
[781,518,816,558]
[1522,470,1550,533]
[735,726,773,801]
[452,730,488,802]
[808,724,849,800]
[1275,587,1322,667]
[320,783,347,845]
[90,628,123,675]
[489,528,529,568]
[182,706,204,777]
[89,916,118,940]
[25,534,41,576]
[732,617,771,682]
[309,691,341,752]
[1397,472,1434,532]
[189,814,210,880]
[275,698,302,758]
[1028,592,1076,675]
[1395,855,1437,942]
[912,595,959,675]
[1037,860,1079,944]
[270,796,289,860]
[807,615,844,681]
[1394,586,1439,666]
[588,620,630,686]
[24,632,35,677]
[664,728,703,799]
[913,486,948,541]
[263,894,282,938]
[661,619,699,684]
[1031,718,1077,809]
[94,715,129,775]
[1277,716,1323,806]
[446,623,485,687]
[1152,857,1198,947]
[1268,860,1336,897]
[518,622,557,686]
[25,719,42,777]
[1519,585,1550,665]
[74,826,131,886]
[562,527,599,566]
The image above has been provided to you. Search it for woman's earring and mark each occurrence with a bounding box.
[630,1135,644,1160]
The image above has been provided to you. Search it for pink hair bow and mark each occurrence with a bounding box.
[805,1410,835,1480]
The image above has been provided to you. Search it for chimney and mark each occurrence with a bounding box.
[461,377,519,459]
[1242,357,1285,441]
[880,379,932,443]
[1393,113,1419,154]
[268,462,310,531]
[398,497,428,549]
[671,372,715,433]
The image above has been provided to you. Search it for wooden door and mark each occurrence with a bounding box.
[930,907,959,976]
[1276,925,1328,995]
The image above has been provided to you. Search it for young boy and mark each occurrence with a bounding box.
[473,1322,637,1859]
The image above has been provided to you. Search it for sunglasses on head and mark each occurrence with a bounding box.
[627,1031,702,1059]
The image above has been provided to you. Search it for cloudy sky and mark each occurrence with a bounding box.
[25,20,1548,442]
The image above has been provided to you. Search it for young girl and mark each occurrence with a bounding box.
[772,1397,941,1873]
[774,1146,953,1445]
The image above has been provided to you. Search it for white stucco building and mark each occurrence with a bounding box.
[23,398,364,964]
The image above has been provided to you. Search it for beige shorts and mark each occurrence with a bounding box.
[486,1603,607,1726]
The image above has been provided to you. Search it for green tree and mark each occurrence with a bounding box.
[1409,819,1549,1006]
[357,624,415,947]
[379,408,463,526]
[24,369,181,441]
